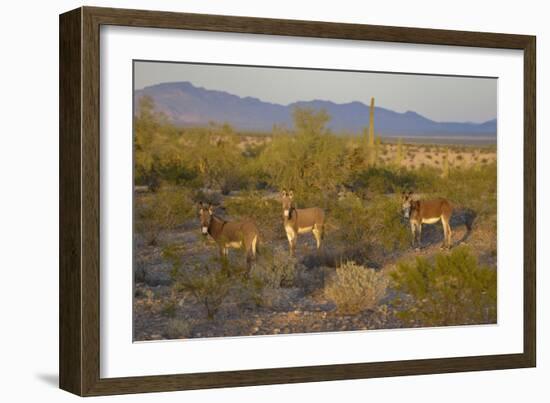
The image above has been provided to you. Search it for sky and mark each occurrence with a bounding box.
[134,61,497,123]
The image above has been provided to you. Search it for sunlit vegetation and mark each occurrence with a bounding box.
[133,96,498,340]
[390,246,497,326]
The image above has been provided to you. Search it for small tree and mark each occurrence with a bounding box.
[259,106,346,205]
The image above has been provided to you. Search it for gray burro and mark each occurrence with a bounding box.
[281,189,325,256]
[198,202,260,271]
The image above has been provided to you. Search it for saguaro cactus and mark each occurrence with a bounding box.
[394,138,404,167]
[364,97,378,166]
[368,97,375,148]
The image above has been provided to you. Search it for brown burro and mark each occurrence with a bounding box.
[281,189,325,256]
[401,191,453,250]
[198,202,260,270]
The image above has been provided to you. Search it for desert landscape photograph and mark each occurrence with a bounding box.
[132,61,497,341]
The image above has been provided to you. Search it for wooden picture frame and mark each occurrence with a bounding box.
[59,6,536,396]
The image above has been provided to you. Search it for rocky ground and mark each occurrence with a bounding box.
[133,198,493,341]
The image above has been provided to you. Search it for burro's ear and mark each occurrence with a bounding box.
[208,203,214,214]
[281,189,287,197]
[289,190,294,199]
[198,201,204,209]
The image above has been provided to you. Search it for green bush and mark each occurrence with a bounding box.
[163,246,233,320]
[331,192,370,245]
[364,196,410,253]
[224,190,282,240]
[331,193,409,254]
[325,261,388,314]
[257,107,347,205]
[390,246,497,327]
[440,162,496,222]
[252,254,296,289]
[135,187,195,245]
[351,166,437,198]
[164,319,196,339]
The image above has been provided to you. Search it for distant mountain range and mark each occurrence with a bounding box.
[134,81,497,138]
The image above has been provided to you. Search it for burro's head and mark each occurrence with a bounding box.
[198,202,214,236]
[281,189,294,219]
[401,191,414,219]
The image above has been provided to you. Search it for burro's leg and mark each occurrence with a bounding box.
[410,221,417,249]
[285,227,296,257]
[447,221,453,248]
[442,215,452,249]
[245,250,252,277]
[244,235,258,277]
[416,224,422,250]
[290,237,297,256]
[251,235,258,258]
[312,224,322,249]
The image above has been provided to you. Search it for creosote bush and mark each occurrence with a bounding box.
[390,246,497,327]
[325,261,388,314]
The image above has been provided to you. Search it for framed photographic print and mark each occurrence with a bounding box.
[59,6,536,396]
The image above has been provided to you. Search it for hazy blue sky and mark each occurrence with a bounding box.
[134,61,497,123]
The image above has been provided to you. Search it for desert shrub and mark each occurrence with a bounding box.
[331,192,370,245]
[163,246,233,320]
[134,96,201,187]
[161,301,177,318]
[183,123,248,192]
[177,266,232,320]
[257,107,347,206]
[390,246,497,327]
[252,254,297,289]
[332,193,409,255]
[224,190,282,240]
[438,162,496,223]
[164,319,196,339]
[325,261,388,314]
[225,254,299,309]
[135,187,195,245]
[363,196,410,253]
[352,166,420,196]
[192,188,223,206]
